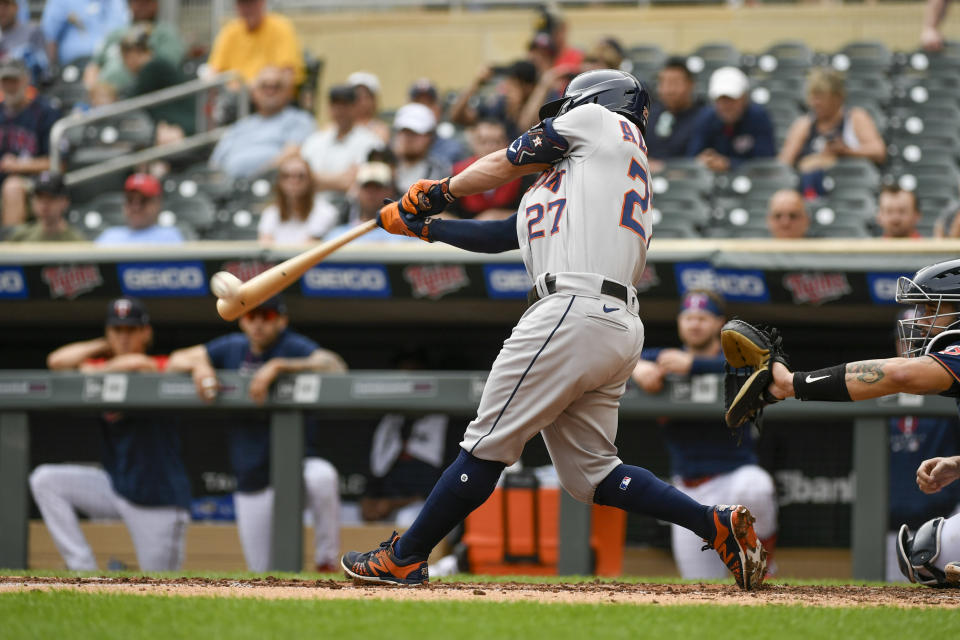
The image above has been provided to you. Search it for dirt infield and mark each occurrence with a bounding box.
[2,575,960,608]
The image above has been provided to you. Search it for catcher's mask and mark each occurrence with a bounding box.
[539,69,651,135]
[896,258,960,357]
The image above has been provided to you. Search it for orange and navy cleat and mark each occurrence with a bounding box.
[702,504,768,590]
[341,531,429,586]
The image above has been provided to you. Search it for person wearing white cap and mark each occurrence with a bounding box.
[300,83,384,199]
[348,70,390,144]
[390,102,451,192]
[687,66,775,173]
[325,161,415,244]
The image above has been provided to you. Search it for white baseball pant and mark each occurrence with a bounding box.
[29,464,188,571]
[234,457,340,571]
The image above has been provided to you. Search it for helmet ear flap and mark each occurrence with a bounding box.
[539,97,569,121]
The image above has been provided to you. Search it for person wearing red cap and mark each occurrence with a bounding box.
[95,173,184,245]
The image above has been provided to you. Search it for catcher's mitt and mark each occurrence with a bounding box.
[721,319,789,429]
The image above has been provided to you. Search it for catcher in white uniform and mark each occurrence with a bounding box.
[341,70,767,589]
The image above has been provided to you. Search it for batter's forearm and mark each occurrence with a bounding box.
[449,149,546,197]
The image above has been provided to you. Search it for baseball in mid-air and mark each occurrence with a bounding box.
[210,271,241,300]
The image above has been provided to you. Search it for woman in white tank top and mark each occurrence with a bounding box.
[778,68,886,175]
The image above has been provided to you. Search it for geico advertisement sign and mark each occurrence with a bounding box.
[301,264,391,298]
[483,264,531,299]
[0,267,27,299]
[118,262,208,297]
[674,262,769,302]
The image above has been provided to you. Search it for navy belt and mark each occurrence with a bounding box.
[527,274,629,307]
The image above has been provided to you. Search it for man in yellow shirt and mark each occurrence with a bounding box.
[206,0,304,86]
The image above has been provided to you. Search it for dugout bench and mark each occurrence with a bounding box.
[1,371,956,580]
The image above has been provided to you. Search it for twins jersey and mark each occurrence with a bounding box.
[514,103,652,287]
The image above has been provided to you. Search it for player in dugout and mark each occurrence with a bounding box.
[30,297,191,571]
[167,294,346,572]
[631,289,778,579]
[731,258,960,586]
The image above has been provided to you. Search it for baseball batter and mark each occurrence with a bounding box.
[342,69,767,590]
[632,290,778,579]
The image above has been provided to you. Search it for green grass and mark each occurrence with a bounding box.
[1,590,956,640]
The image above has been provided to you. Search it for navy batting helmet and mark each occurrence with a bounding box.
[539,69,651,135]
[896,258,960,356]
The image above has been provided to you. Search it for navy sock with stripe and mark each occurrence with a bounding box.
[594,464,715,540]
[393,448,506,561]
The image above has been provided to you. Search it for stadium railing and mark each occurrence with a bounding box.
[1,370,954,580]
[49,72,248,188]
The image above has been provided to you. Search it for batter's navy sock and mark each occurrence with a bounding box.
[393,448,505,560]
[594,464,714,540]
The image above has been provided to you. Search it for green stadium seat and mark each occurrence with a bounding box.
[759,40,814,72]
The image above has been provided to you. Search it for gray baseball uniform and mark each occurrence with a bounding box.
[460,103,653,503]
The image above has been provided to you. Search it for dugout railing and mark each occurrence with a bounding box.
[1,370,954,580]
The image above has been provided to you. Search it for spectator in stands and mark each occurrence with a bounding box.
[647,57,707,172]
[0,0,49,86]
[7,172,85,242]
[778,68,886,197]
[581,37,626,72]
[886,313,960,581]
[408,78,466,166]
[391,102,451,192]
[205,0,304,87]
[31,297,190,571]
[688,66,775,172]
[921,0,951,51]
[533,8,583,70]
[167,295,346,572]
[0,58,60,228]
[450,60,539,140]
[450,119,523,220]
[210,66,314,179]
[120,25,194,143]
[41,0,129,66]
[95,173,184,245]
[84,0,185,96]
[766,189,810,239]
[300,84,383,198]
[326,161,412,244]
[258,154,339,245]
[934,206,960,239]
[876,186,922,239]
[631,290,778,580]
[348,71,390,144]
[527,30,559,76]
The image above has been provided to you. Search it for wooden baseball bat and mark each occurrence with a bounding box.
[215,219,378,321]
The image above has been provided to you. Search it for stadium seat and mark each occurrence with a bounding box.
[653,195,712,226]
[650,218,699,239]
[161,193,217,233]
[725,159,799,197]
[626,44,667,78]
[208,208,260,241]
[46,56,91,112]
[822,159,882,194]
[844,74,893,104]
[717,205,770,234]
[820,193,877,221]
[759,40,815,72]
[654,159,714,197]
[691,42,742,69]
[166,165,237,203]
[69,192,127,228]
[834,41,893,74]
[811,222,871,238]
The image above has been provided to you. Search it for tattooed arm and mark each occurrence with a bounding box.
[769,356,954,401]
